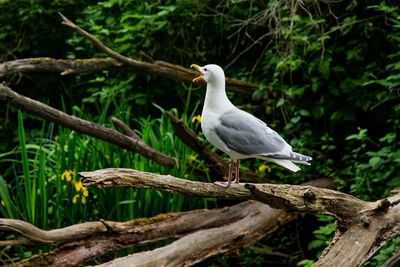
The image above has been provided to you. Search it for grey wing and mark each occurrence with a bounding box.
[215,109,288,156]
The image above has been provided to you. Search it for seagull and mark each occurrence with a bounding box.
[190,64,312,187]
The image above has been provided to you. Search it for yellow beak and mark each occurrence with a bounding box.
[190,64,203,83]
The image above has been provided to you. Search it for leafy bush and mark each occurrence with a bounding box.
[1,0,399,265]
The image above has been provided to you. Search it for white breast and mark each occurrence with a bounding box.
[201,109,229,152]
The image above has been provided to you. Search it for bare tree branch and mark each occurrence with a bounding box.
[78,168,374,222]
[0,57,258,94]
[2,201,270,266]
[0,83,175,169]
[79,168,400,267]
[111,116,141,140]
[5,177,336,267]
[0,83,231,183]
[96,202,294,267]
[0,12,259,95]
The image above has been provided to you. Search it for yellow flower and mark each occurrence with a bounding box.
[191,115,201,124]
[75,180,83,192]
[81,196,86,204]
[55,135,59,143]
[83,188,89,197]
[1,200,5,207]
[72,194,80,204]
[61,170,75,182]
[188,154,196,163]
[66,172,72,182]
[184,173,189,178]
[258,164,271,173]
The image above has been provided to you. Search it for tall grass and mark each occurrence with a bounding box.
[0,86,216,264]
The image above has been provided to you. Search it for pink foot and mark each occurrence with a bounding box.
[214,181,231,188]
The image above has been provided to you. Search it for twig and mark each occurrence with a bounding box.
[111,117,141,140]
[58,12,132,66]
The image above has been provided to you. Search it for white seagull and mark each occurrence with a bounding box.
[190,64,312,187]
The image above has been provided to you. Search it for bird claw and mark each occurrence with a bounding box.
[213,181,231,188]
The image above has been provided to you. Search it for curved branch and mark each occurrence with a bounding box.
[6,201,298,267]
[79,168,371,221]
[0,201,256,247]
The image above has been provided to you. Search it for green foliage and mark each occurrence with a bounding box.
[1,0,400,265]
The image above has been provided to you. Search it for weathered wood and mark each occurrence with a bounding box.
[0,83,175,169]
[97,202,294,267]
[0,57,258,94]
[79,168,400,267]
[79,168,369,221]
[80,168,251,200]
[315,194,400,267]
[2,201,272,266]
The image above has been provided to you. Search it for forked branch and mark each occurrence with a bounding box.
[79,167,400,267]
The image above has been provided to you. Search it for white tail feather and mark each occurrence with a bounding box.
[260,157,301,172]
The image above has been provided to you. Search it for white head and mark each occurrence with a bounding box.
[190,64,225,85]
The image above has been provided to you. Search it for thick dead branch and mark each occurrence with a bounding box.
[2,201,270,266]
[0,83,175,169]
[0,57,257,94]
[79,168,363,220]
[96,202,293,267]
[79,168,400,267]
[1,167,334,267]
[0,13,258,94]
[165,111,261,182]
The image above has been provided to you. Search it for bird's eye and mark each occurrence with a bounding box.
[204,68,207,72]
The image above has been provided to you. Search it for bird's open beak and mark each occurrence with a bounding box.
[190,64,203,83]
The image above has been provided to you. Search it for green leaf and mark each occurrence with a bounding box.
[369,156,381,168]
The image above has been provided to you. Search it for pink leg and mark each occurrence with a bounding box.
[214,159,234,188]
[233,159,240,184]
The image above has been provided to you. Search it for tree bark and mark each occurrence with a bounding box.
[3,177,335,267]
[79,168,400,267]
[0,58,258,94]
[96,202,293,267]
[2,201,276,266]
